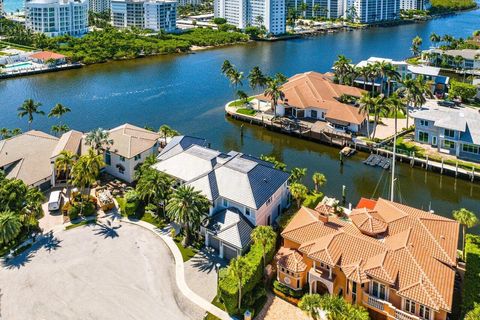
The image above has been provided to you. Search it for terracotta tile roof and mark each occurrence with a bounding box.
[349,208,388,235]
[258,72,366,125]
[275,247,307,273]
[107,123,160,158]
[29,51,66,61]
[280,198,459,312]
[356,197,377,210]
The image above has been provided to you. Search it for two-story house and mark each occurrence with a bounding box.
[276,198,459,320]
[254,71,367,134]
[412,106,480,163]
[153,137,290,260]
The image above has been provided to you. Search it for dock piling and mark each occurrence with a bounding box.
[455,162,459,177]
[441,158,444,174]
[426,155,429,170]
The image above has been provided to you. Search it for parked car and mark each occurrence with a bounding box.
[438,100,456,108]
[48,190,63,212]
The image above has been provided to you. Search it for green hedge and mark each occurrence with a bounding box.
[303,192,324,209]
[462,234,480,316]
[273,280,306,299]
[218,232,277,314]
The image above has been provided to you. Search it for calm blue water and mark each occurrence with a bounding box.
[3,0,23,13]
[0,8,479,222]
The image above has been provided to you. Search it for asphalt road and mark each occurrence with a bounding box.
[0,222,204,320]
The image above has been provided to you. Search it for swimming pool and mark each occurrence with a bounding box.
[3,61,35,71]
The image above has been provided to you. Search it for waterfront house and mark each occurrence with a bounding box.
[29,51,67,65]
[276,198,459,320]
[0,131,60,189]
[255,71,367,134]
[411,105,480,162]
[423,49,480,70]
[354,57,449,95]
[153,138,290,259]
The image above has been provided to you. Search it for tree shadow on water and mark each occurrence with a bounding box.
[94,220,121,239]
[1,231,62,269]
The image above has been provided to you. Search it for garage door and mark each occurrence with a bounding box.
[223,244,238,260]
[209,235,220,251]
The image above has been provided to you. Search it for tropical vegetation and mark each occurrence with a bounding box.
[453,208,478,261]
[462,234,480,318]
[299,294,370,320]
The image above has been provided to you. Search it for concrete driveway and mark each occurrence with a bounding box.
[0,222,203,320]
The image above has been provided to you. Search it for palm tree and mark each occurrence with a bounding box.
[368,62,381,94]
[453,208,478,261]
[51,124,70,137]
[312,172,327,192]
[397,78,424,128]
[48,103,71,120]
[136,170,172,215]
[371,95,390,139]
[0,128,10,140]
[356,66,371,90]
[454,55,464,70]
[290,167,307,183]
[411,36,423,57]
[358,92,376,138]
[221,59,233,76]
[10,128,22,137]
[228,68,244,99]
[85,128,114,154]
[166,185,210,246]
[430,32,440,48]
[55,150,77,194]
[251,226,276,270]
[290,183,308,208]
[158,124,180,145]
[21,187,45,232]
[376,61,391,95]
[70,151,103,215]
[465,304,480,320]
[333,55,352,84]
[17,99,45,130]
[229,256,247,311]
[248,66,267,93]
[134,154,158,180]
[264,77,285,117]
[384,64,401,96]
[0,210,22,245]
[298,294,323,320]
[84,148,105,178]
[236,90,250,107]
[386,93,405,139]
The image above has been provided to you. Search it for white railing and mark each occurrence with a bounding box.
[367,295,385,311]
[395,309,420,320]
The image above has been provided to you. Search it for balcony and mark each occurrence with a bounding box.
[308,268,335,294]
[363,293,420,320]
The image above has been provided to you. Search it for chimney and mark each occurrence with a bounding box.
[318,212,329,223]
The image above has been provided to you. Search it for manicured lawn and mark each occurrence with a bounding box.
[173,237,198,262]
[0,41,36,51]
[229,97,254,107]
[204,296,227,320]
[65,219,97,230]
[236,108,257,116]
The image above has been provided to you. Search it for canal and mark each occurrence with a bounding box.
[0,7,479,224]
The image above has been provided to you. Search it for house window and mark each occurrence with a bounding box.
[223,199,228,207]
[120,156,126,162]
[352,282,357,304]
[420,120,429,126]
[372,281,386,300]
[418,131,429,143]
[117,164,125,175]
[134,154,141,161]
[405,299,416,314]
[245,207,251,216]
[463,144,479,154]
[443,140,456,149]
[444,129,455,138]
[419,305,431,320]
[266,197,272,206]
[105,151,111,165]
[311,110,318,118]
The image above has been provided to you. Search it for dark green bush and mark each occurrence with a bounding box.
[303,192,324,209]
[462,234,480,316]
[218,231,277,314]
[273,280,306,299]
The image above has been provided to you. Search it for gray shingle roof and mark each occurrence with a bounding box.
[412,106,480,144]
[205,208,254,249]
[154,139,290,209]
[157,135,207,161]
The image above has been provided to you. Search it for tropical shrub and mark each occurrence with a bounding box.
[121,190,140,216]
[449,80,477,101]
[273,280,306,299]
[303,192,324,209]
[462,234,480,317]
[218,231,277,314]
[429,0,477,14]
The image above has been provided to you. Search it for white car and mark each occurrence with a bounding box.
[48,190,63,212]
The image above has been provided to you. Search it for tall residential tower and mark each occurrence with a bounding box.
[111,0,177,32]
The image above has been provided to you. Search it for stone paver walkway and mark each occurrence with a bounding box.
[257,293,310,320]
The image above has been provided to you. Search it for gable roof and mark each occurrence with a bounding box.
[154,143,289,209]
[0,131,59,186]
[107,123,160,158]
[157,135,207,161]
[257,71,366,125]
[51,130,83,159]
[205,208,254,249]
[281,198,459,312]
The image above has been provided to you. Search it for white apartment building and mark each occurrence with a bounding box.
[111,0,176,32]
[177,0,202,6]
[344,0,400,23]
[0,0,4,15]
[400,0,426,10]
[89,0,110,13]
[25,0,89,37]
[214,0,285,35]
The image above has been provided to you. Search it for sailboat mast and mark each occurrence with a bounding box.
[391,125,397,202]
